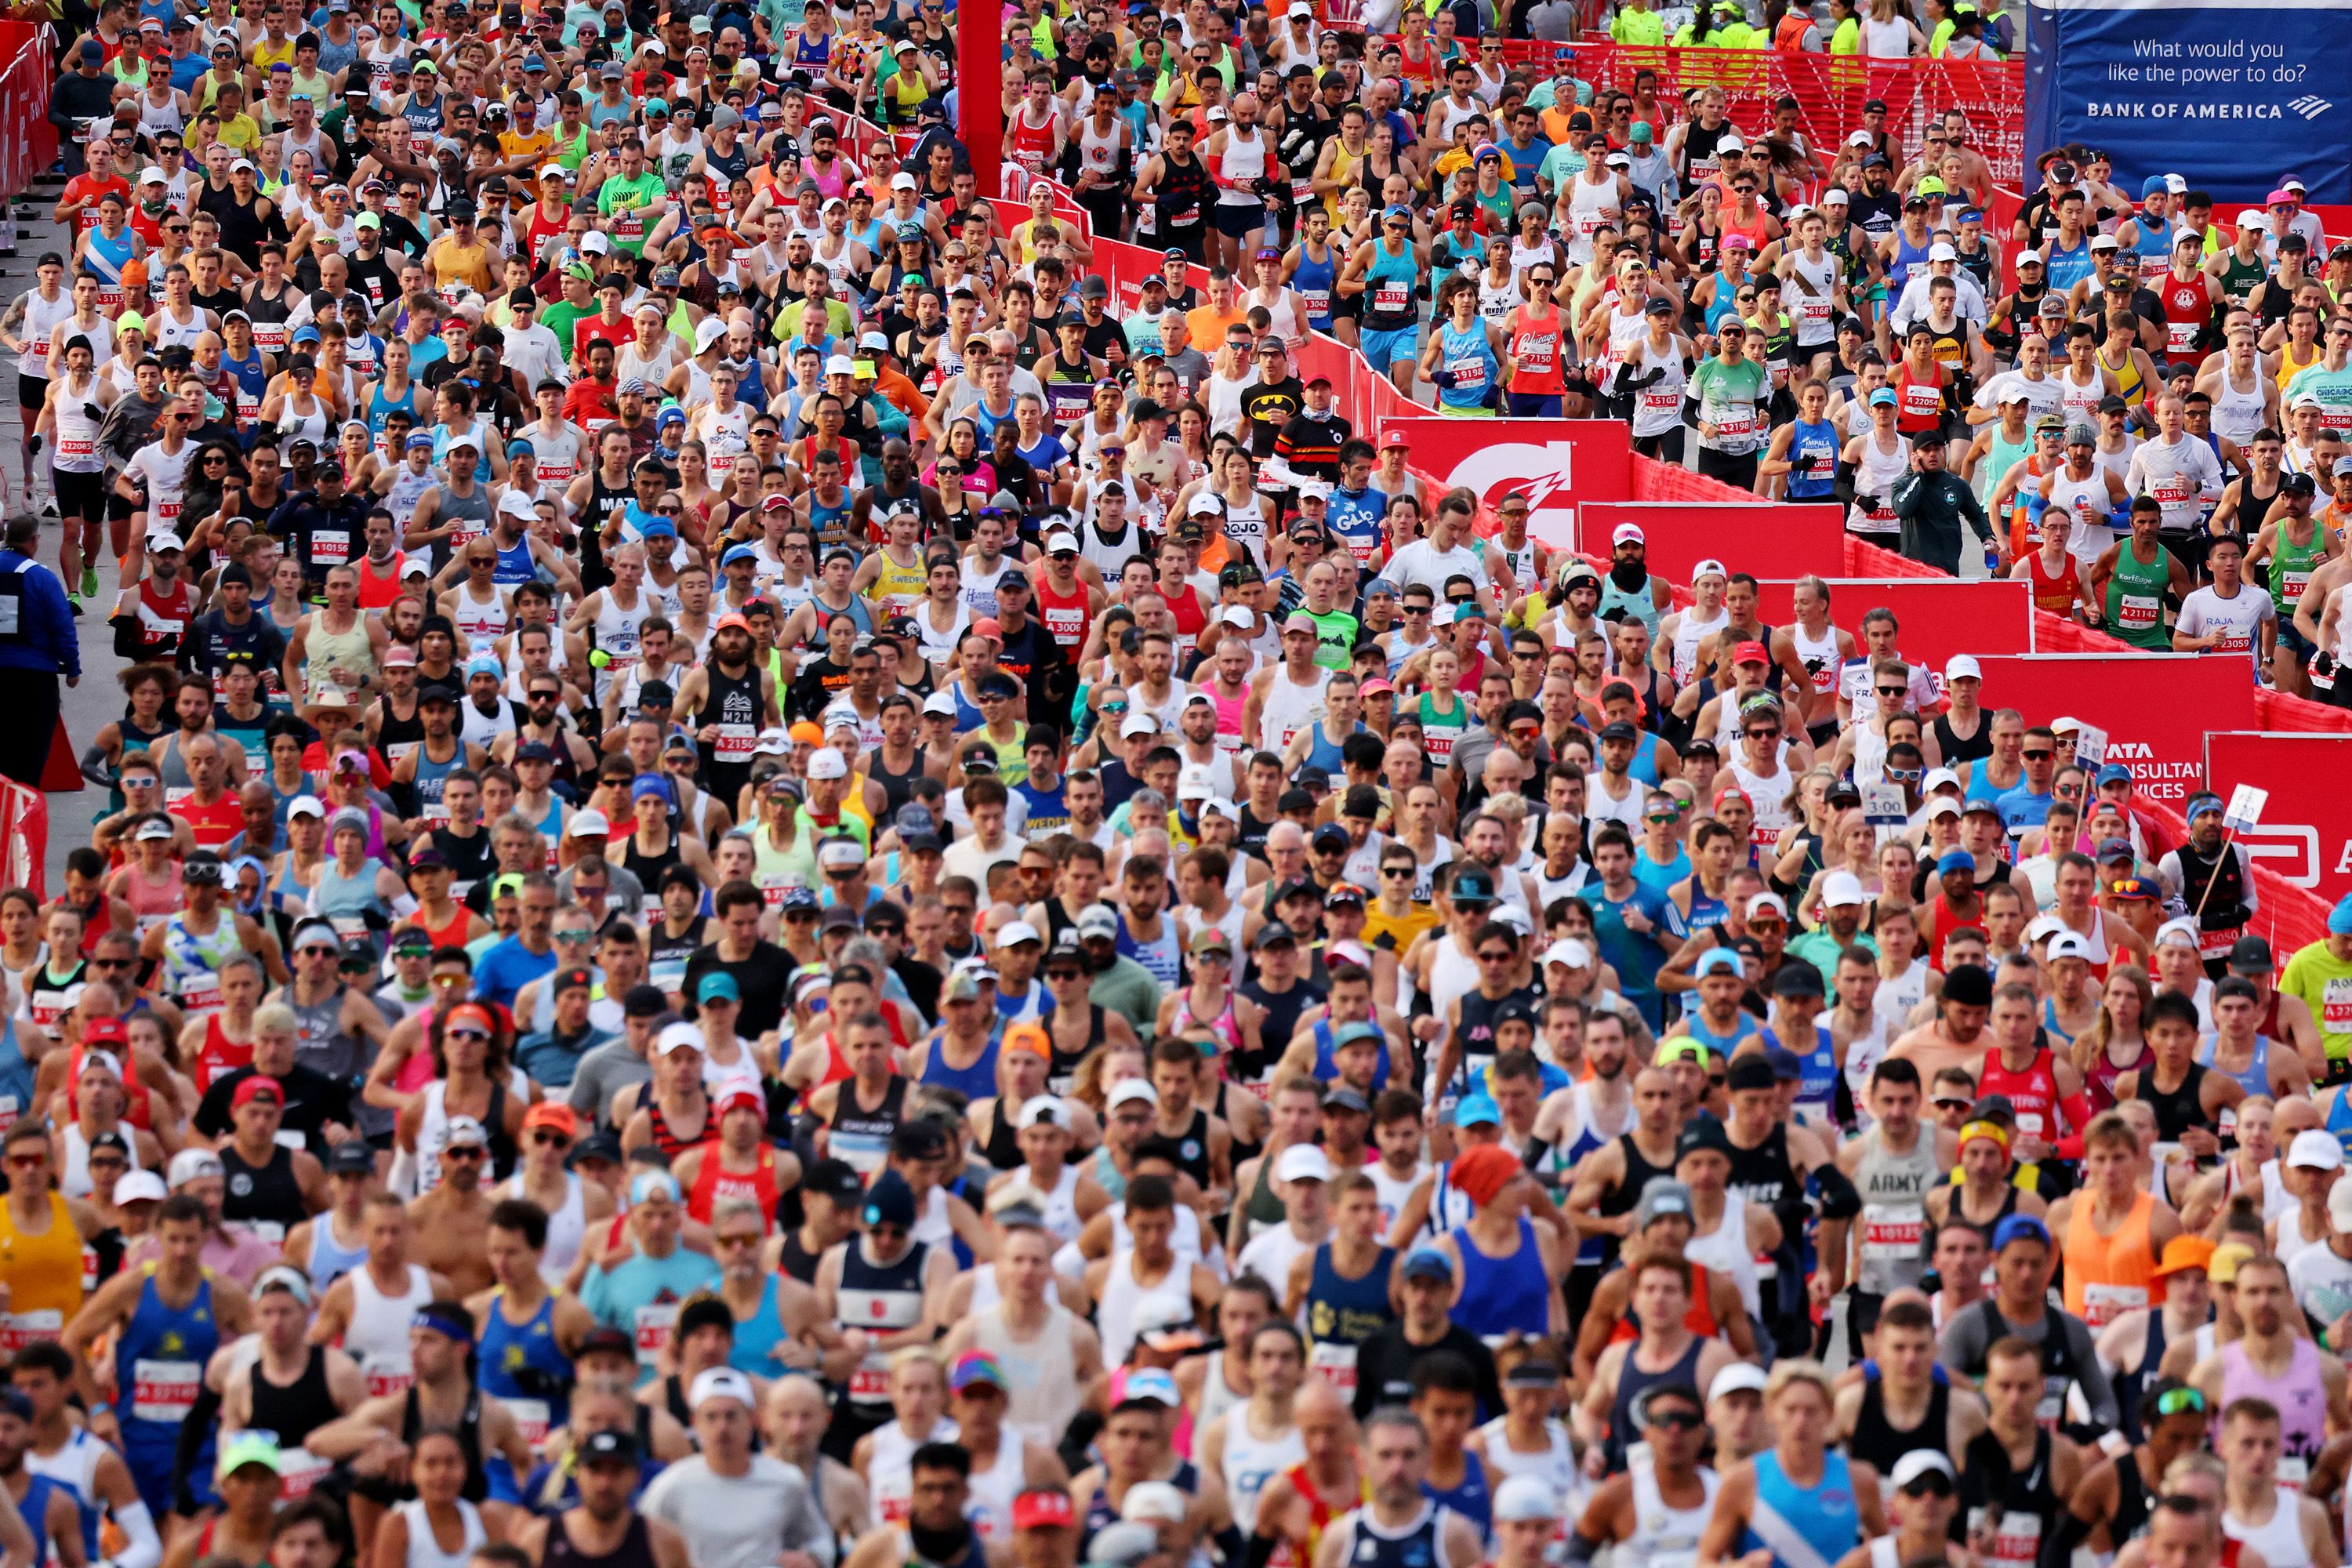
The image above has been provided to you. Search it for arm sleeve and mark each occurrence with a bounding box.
[110,1501,162,1568]
[2069,1317,2119,1430]
[783,1470,839,1566]
[169,1381,224,1513]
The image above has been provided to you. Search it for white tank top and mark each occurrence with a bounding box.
[498,1171,586,1287]
[16,289,72,381]
[150,303,209,351]
[52,376,103,473]
[1861,13,1911,54]
[1566,174,1617,264]
[1220,1414,1307,1534]
[1258,666,1330,752]
[396,1498,485,1568]
[1369,1160,1426,1236]
[1670,607,1730,683]
[2045,466,2116,574]
[2214,365,2269,447]
[524,423,583,486]
[1627,1450,1718,1568]
[1076,118,1122,179]
[347,1262,433,1398]
[1852,430,1909,535]
[1625,334,1687,437]
[1218,128,1269,208]
[1476,275,1519,326]
[2060,364,2107,426]
[1686,1190,1763,1316]
[450,579,510,653]
[867,1414,960,1526]
[2225,1486,2312,1568]
[1788,250,1841,344]
[1096,1247,1200,1367]
[1475,1416,1576,1494]
[1788,620,1842,699]
[60,1121,147,1199]
[966,1429,1027,1542]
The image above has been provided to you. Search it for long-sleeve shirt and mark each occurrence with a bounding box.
[0,550,79,677]
[1893,468,1991,575]
[2123,432,2226,535]
[1938,1298,2118,1429]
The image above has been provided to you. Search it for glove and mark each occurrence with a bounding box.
[1854,492,1879,514]
[1428,368,1457,388]
[82,402,100,421]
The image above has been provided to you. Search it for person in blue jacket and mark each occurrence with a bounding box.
[0,513,80,791]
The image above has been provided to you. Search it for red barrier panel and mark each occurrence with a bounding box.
[0,24,54,201]
[1753,577,2035,669]
[2198,731,2352,909]
[1578,499,1846,583]
[1965,653,2256,804]
[2256,688,2352,734]
[1374,418,1635,548]
[1628,459,1759,505]
[0,780,45,902]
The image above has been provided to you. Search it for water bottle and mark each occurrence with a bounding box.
[0,207,19,260]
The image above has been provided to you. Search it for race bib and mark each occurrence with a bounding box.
[1860,1204,1923,1261]
[848,1352,891,1403]
[1969,1506,2042,1568]
[2118,593,2161,631]
[713,724,757,760]
[1308,1340,1358,1390]
[130,1358,202,1422]
[502,1396,551,1448]
[273,1446,333,1498]
[633,1303,677,1367]
[1374,281,1411,313]
[1446,356,1486,390]
[250,321,289,354]
[0,1310,60,1356]
[57,438,94,460]
[2081,1281,2147,1329]
[2322,977,2352,1030]
[363,1350,413,1399]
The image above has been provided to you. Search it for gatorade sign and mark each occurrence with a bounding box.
[1381,419,1633,547]
[2204,731,2352,902]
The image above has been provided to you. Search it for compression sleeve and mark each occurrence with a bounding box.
[1813,1161,1863,1221]
[111,1501,162,1568]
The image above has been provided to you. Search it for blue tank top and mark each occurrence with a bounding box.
[82,228,135,291]
[1447,1220,1548,1340]
[2130,214,2174,278]
[1595,571,1661,634]
[791,28,830,66]
[413,742,463,819]
[2196,1031,2273,1101]
[0,1018,34,1125]
[1327,484,1386,561]
[1787,418,1839,499]
[1764,1022,1839,1122]
[401,92,445,141]
[1117,913,1181,989]
[1308,1018,1391,1089]
[1434,321,1498,412]
[477,1290,574,1434]
[727,1274,792,1374]
[1888,229,1933,295]
[1306,1240,1396,1347]
[1744,1449,1859,1568]
[492,535,536,587]
[1684,888,1731,935]
[2045,234,2094,292]
[920,1025,1001,1100]
[1364,241,1420,329]
[1633,846,1690,898]
[366,377,416,438]
[16,1472,60,1568]
[1704,268,1747,335]
[1424,1455,1490,1541]
[2328,1085,2352,1162]
[313,858,389,931]
[114,1267,221,1443]
[807,492,854,545]
[1682,1007,1751,1057]
[1293,245,1338,329]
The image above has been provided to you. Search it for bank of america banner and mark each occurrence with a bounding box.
[2024,0,2352,203]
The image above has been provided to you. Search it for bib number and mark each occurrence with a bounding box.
[131,1358,202,1423]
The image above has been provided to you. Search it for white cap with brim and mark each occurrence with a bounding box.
[1709,1363,1768,1401]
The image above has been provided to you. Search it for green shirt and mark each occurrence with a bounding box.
[543,300,590,358]
[2281,939,2352,1062]
[1611,8,1664,42]
[2285,361,2352,430]
[1537,143,1588,189]
[1089,955,1163,1042]
[1787,927,1879,986]
[1690,355,1770,453]
[595,170,667,256]
[1305,608,1359,671]
[2104,539,2172,650]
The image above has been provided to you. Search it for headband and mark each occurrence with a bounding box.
[1958,1120,2009,1152]
[413,1308,474,1345]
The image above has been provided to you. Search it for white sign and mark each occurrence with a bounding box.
[1861,783,1909,826]
[2225,784,2268,833]
[2073,724,2109,768]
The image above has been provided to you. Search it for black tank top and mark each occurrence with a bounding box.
[376,695,424,761]
[1164,1108,1214,1190]
[583,474,633,593]
[546,1513,660,1568]
[1599,1131,1677,1232]
[2132,1060,2211,1142]
[829,1074,907,1162]
[622,831,684,890]
[695,661,761,779]
[1958,1427,2060,1548]
[1238,977,1322,1084]
[220,1143,309,1232]
[248,1344,343,1451]
[776,1228,824,1285]
[400,1385,488,1501]
[866,746,925,822]
[645,1093,710,1161]
[1047,1004,1107,1097]
[1850,1368,1951,1468]
[1603,1330,1707,1467]
[982,1101,1023,1173]
[1933,709,1994,765]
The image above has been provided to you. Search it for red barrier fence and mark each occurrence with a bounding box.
[0,24,55,198]
[1751,576,2035,664]
[1462,41,2024,185]
[0,779,46,902]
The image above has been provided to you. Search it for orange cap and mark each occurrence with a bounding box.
[1004,1023,1051,1059]
[521,1101,577,1137]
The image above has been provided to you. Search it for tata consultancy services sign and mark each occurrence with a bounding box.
[2024,0,2352,203]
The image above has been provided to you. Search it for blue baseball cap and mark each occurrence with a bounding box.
[1992,1214,2052,1250]
[1693,947,1743,979]
[1382,203,1413,222]
[2095,763,2132,787]
[1937,850,1977,878]
[1869,387,1897,407]
[1453,1094,1501,1128]
[695,971,739,1005]
[720,543,759,568]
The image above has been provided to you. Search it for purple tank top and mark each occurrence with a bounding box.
[2220,1335,2325,1487]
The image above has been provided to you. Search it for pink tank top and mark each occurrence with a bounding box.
[2220,1336,2325,1487]
[122,862,184,929]
[1211,688,1247,750]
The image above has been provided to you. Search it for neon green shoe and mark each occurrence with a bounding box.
[79,566,97,597]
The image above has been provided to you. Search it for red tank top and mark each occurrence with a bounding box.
[1508,303,1567,394]
[134,579,193,662]
[2025,549,2082,615]
[1929,892,1988,971]
[194,1014,254,1094]
[1978,1046,2063,1145]
[421,904,474,951]
[356,553,408,610]
[1035,575,1094,652]
[68,1041,156,1131]
[169,791,245,850]
[687,1143,782,1229]
[1166,586,1208,651]
[2161,276,2212,361]
[646,1094,713,1160]
[1606,1262,1725,1342]
[1895,365,1947,433]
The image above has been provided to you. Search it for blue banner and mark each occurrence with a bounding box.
[2023,0,2352,203]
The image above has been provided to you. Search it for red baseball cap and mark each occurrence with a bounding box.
[715,1086,764,1120]
[82,1018,129,1048]
[1012,1491,1076,1531]
[1733,641,1772,666]
[232,1074,284,1109]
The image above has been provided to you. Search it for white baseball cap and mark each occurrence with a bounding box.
[1276,1145,1333,1183]
[1108,1077,1158,1109]
[806,746,848,780]
[1820,871,1867,908]
[1944,655,1982,681]
[2288,1129,2345,1171]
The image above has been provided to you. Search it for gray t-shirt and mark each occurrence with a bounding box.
[567,1036,653,1131]
[640,1454,835,1568]
[1936,1297,2117,1428]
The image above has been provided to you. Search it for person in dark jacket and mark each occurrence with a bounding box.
[0,514,82,789]
[1893,430,1993,576]
[46,38,117,176]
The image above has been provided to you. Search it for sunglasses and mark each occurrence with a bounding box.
[1477,948,1515,962]
[532,1131,571,1147]
[446,1026,490,1043]
[2022,750,2054,761]
[2154,1386,2208,1417]
[442,1144,485,1160]
[1646,1408,1704,1432]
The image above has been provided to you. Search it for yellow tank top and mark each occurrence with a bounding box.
[251,35,296,71]
[864,550,927,616]
[1325,143,1363,222]
[2099,344,2144,408]
[2277,342,2322,393]
[0,1192,86,1330]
